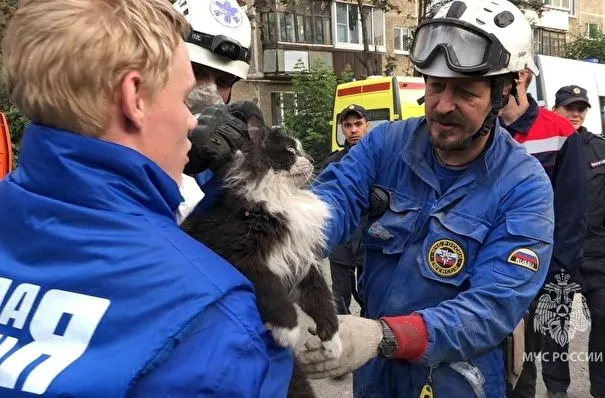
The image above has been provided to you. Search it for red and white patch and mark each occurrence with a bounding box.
[507,248,539,272]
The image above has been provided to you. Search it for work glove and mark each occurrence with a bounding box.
[184,104,249,176]
[227,101,267,145]
[296,315,383,379]
[227,101,266,126]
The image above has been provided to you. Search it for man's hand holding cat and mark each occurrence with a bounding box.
[296,314,428,379]
[185,104,249,175]
[296,315,382,379]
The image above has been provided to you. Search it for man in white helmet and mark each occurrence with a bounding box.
[173,0,268,206]
[292,0,555,396]
[173,0,251,104]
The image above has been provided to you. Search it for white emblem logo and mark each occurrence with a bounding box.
[210,0,242,28]
[534,271,590,346]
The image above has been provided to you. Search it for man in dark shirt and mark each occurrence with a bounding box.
[501,71,587,398]
[553,85,605,398]
[322,104,371,315]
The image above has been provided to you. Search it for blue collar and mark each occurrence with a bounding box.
[11,124,182,220]
[402,118,499,184]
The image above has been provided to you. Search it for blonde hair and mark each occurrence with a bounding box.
[2,0,190,136]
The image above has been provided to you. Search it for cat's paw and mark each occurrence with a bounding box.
[269,324,300,348]
[321,333,342,359]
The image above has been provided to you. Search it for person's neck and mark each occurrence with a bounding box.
[434,133,490,168]
[500,91,530,126]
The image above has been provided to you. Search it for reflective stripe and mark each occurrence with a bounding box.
[520,136,567,154]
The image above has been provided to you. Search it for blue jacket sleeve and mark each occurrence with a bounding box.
[550,132,587,276]
[415,172,555,365]
[192,170,221,214]
[311,124,386,255]
[129,289,293,397]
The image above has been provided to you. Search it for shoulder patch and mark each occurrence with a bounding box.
[507,248,539,272]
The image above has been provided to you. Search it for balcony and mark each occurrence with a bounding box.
[525,7,569,32]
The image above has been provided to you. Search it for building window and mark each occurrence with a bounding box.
[261,2,332,45]
[544,0,570,10]
[586,23,600,38]
[393,27,411,54]
[545,0,576,14]
[533,28,566,57]
[335,2,385,48]
[271,92,297,127]
[336,2,359,44]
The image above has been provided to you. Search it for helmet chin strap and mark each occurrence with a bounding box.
[463,73,518,146]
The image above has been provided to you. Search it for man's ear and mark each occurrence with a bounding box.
[120,71,145,131]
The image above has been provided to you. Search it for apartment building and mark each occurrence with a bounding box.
[231,0,605,126]
[232,0,418,127]
[528,0,605,58]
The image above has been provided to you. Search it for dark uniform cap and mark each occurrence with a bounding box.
[340,104,368,123]
[555,85,591,108]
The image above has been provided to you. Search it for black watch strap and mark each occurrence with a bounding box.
[378,319,399,358]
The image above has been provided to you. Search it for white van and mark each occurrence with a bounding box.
[528,54,605,134]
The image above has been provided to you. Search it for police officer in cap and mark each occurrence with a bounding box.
[553,85,605,398]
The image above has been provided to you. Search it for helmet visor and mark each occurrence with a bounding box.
[411,19,510,75]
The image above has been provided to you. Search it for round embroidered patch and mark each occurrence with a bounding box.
[210,0,243,28]
[572,87,581,95]
[427,239,465,277]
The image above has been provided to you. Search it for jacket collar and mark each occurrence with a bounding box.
[11,124,182,220]
[402,118,500,183]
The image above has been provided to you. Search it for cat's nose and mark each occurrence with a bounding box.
[305,154,314,164]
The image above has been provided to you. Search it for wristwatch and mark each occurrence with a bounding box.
[377,319,399,358]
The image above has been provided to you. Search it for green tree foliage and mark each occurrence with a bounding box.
[283,60,353,163]
[1,0,29,167]
[565,27,605,64]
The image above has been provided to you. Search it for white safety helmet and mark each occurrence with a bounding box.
[173,0,251,80]
[410,0,538,78]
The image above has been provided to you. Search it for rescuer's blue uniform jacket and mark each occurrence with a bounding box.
[312,117,555,397]
[0,124,292,397]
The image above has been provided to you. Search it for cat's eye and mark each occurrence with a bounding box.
[286,147,296,154]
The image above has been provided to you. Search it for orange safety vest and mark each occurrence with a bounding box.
[0,112,12,178]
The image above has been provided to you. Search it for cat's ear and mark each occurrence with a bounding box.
[227,101,268,146]
[247,117,267,146]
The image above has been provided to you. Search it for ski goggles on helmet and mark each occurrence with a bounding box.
[410,18,511,75]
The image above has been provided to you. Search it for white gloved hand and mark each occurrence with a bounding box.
[296,315,383,379]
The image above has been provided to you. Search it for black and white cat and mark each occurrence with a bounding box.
[182,125,342,397]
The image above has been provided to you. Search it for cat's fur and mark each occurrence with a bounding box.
[182,126,342,397]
